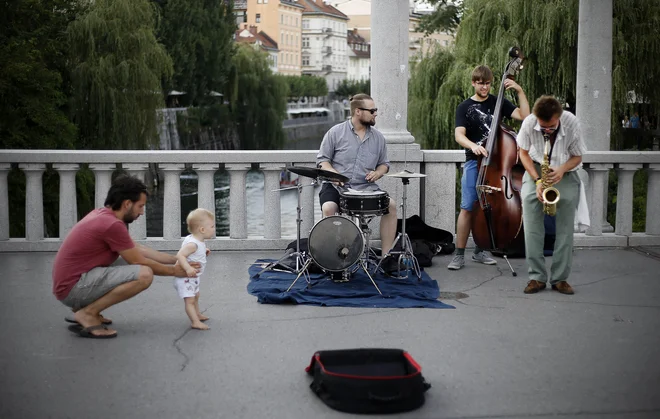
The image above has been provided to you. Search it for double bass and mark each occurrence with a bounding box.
[471,47,526,275]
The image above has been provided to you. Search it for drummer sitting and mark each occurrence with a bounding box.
[316,93,402,274]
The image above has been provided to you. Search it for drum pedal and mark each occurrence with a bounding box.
[331,270,350,283]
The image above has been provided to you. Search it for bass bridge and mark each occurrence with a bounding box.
[477,184,502,194]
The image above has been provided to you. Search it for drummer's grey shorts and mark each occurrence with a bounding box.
[60,265,141,311]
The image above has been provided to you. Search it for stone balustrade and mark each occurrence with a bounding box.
[0,149,659,252]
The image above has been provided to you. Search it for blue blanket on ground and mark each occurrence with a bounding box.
[247,259,454,309]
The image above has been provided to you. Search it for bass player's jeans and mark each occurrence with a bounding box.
[521,165,580,285]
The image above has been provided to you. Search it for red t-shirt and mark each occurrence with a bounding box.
[52,207,135,300]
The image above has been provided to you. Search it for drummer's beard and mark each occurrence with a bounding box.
[360,116,376,127]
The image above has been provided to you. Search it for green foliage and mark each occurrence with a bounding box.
[0,0,79,149]
[177,105,238,150]
[227,44,288,150]
[277,75,328,101]
[408,0,660,151]
[156,0,236,106]
[334,79,371,99]
[68,0,173,149]
[414,0,463,35]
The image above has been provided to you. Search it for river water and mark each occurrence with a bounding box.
[146,170,322,237]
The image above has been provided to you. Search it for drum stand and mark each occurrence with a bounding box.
[376,177,422,280]
[352,214,383,295]
[253,181,313,287]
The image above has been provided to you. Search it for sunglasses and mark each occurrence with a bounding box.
[358,107,378,115]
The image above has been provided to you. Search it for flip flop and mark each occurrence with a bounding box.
[65,315,113,325]
[68,324,117,339]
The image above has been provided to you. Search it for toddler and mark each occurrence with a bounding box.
[174,208,214,330]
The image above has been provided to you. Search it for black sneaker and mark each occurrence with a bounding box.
[381,256,405,274]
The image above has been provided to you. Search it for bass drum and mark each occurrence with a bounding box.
[308,216,364,272]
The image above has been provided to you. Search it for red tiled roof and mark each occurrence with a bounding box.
[299,0,349,20]
[235,25,278,51]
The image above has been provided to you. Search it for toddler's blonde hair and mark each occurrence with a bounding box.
[186,208,215,233]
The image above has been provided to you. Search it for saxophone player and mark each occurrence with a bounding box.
[517,96,588,295]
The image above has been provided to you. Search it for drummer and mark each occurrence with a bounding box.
[316,93,401,274]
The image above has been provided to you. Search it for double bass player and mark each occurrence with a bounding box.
[447,65,530,270]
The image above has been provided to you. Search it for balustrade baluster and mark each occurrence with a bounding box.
[193,164,218,239]
[123,164,149,240]
[297,163,316,238]
[19,163,46,241]
[53,164,79,239]
[646,164,660,235]
[89,164,117,209]
[423,162,457,234]
[586,163,613,236]
[0,164,10,240]
[160,164,185,240]
[614,164,642,236]
[261,164,285,239]
[226,164,250,239]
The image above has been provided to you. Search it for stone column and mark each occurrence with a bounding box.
[19,163,46,241]
[123,163,149,240]
[89,164,116,208]
[646,164,660,235]
[193,164,218,238]
[370,0,415,145]
[226,164,250,239]
[0,164,11,240]
[586,164,612,236]
[614,164,642,236]
[53,164,79,239]
[576,0,613,232]
[160,164,185,240]
[261,164,285,239]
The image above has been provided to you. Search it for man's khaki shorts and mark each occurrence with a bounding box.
[60,265,141,311]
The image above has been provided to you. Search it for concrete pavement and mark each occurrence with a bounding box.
[1,247,659,419]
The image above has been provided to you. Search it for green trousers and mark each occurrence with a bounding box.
[521,165,580,284]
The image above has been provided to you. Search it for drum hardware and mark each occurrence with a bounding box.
[287,166,350,184]
[377,169,427,280]
[253,171,317,282]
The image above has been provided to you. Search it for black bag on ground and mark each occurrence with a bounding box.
[283,238,324,273]
[305,348,431,414]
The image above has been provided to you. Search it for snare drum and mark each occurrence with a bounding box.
[308,215,364,272]
[339,189,390,217]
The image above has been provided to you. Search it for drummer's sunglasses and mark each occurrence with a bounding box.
[358,108,378,114]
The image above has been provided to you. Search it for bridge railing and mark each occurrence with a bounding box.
[0,149,658,251]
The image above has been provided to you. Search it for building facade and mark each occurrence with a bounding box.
[246,0,304,75]
[299,0,349,93]
[346,28,369,81]
[235,25,280,73]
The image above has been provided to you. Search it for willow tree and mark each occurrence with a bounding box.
[409,0,660,150]
[157,0,236,106]
[68,0,173,149]
[227,44,288,150]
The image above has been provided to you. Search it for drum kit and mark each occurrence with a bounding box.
[253,166,427,295]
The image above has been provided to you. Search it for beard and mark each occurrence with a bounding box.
[123,213,137,224]
[362,117,376,127]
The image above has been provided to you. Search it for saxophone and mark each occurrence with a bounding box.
[541,133,560,216]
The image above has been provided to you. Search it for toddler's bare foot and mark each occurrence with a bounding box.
[197,313,209,321]
[191,322,210,330]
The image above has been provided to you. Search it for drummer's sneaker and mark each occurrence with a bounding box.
[472,250,497,265]
[447,254,465,270]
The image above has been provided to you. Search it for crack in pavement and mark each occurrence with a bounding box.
[458,266,505,293]
[573,272,650,288]
[172,305,214,372]
[454,299,505,309]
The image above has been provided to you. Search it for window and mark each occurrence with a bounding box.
[281,33,284,44]
[302,37,309,48]
[256,13,261,23]
[281,14,283,24]
[257,0,262,3]
[302,57,309,66]
[302,19,309,29]
[296,18,298,27]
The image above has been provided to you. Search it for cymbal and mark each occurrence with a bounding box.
[287,166,349,183]
[385,169,427,179]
